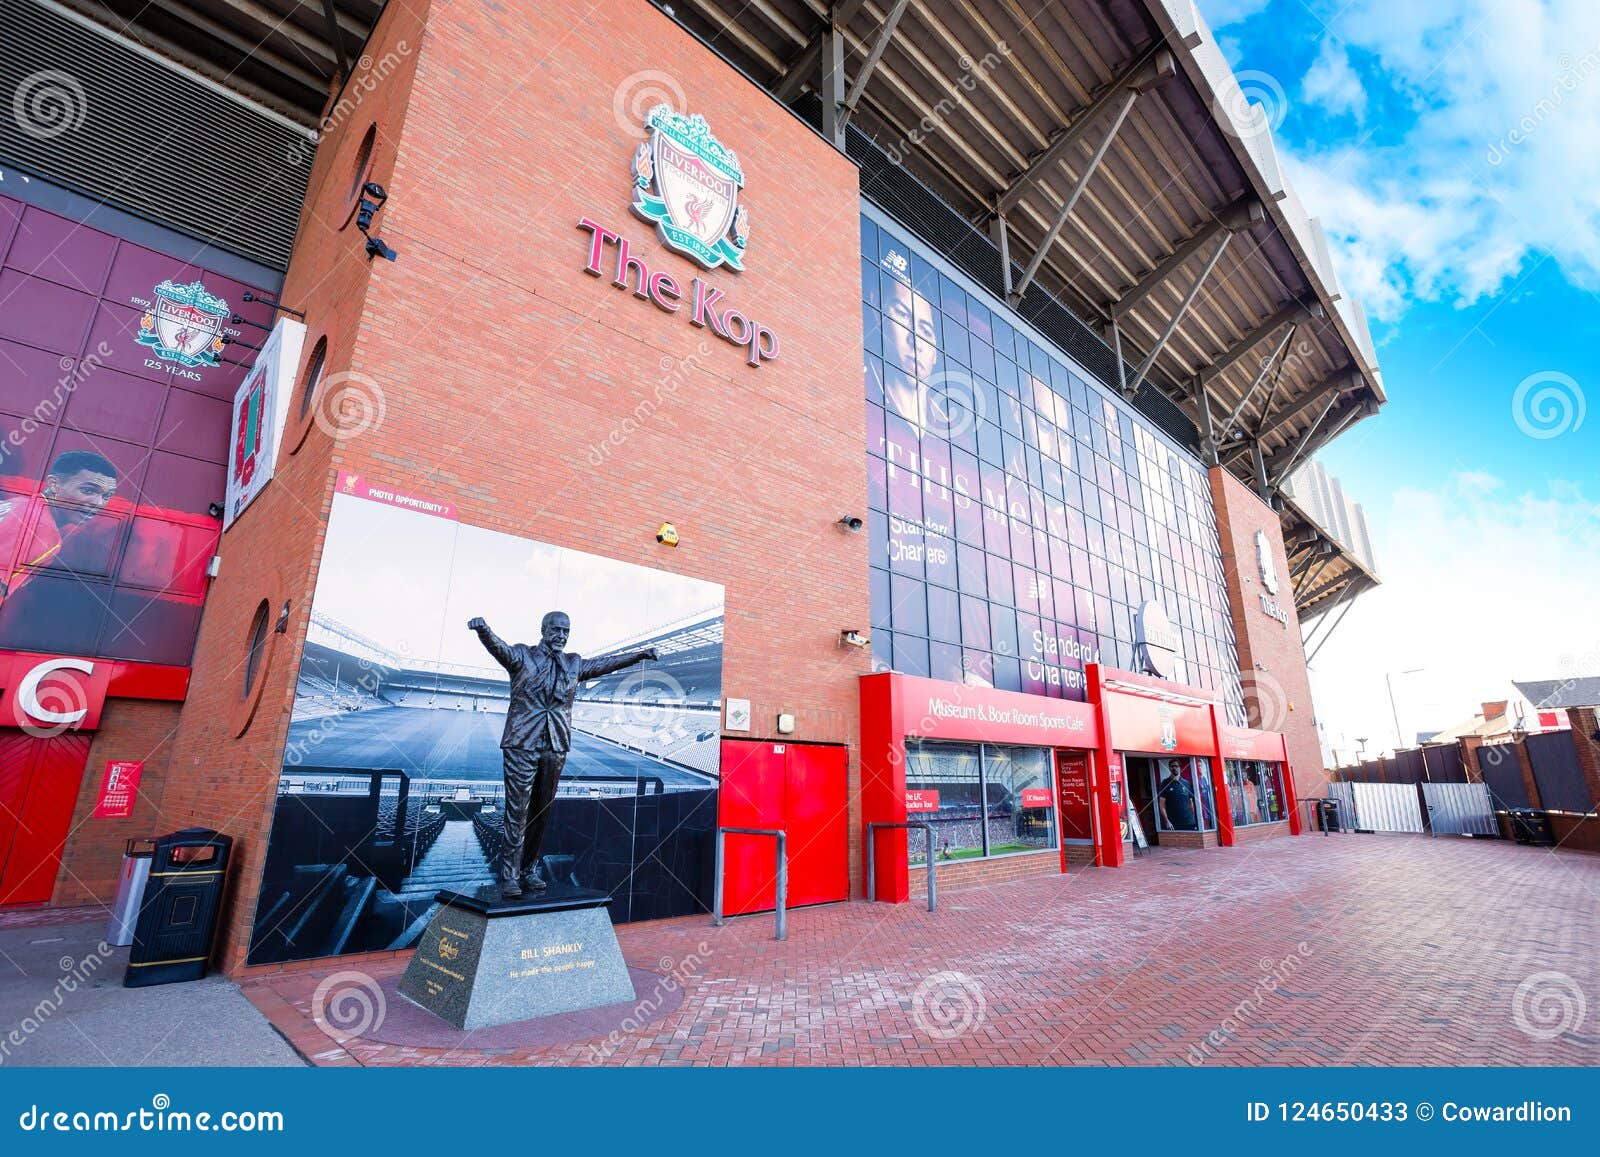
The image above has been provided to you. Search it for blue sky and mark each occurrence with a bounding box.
[1198,0,1598,754]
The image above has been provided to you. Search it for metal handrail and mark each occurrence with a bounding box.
[865,822,937,913]
[712,827,787,941]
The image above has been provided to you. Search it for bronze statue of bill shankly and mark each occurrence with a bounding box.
[469,612,657,897]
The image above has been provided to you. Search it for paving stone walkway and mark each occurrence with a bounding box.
[240,834,1599,1066]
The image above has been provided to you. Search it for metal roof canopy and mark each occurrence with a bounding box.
[52,0,381,122]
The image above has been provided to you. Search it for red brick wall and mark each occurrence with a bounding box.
[152,1,435,972]
[1208,467,1324,810]
[911,851,1059,891]
[50,700,181,905]
[1232,819,1290,845]
[157,0,866,974]
[1156,830,1218,850]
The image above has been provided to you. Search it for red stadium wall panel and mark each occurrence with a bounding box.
[153,0,866,973]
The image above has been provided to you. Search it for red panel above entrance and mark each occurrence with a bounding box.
[870,672,1100,749]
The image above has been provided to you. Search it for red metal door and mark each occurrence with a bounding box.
[782,744,849,908]
[719,740,850,915]
[718,740,785,916]
[0,730,94,906]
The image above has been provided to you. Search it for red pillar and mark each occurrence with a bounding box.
[1280,734,1304,835]
[1086,665,1124,868]
[858,673,909,902]
[1208,706,1236,847]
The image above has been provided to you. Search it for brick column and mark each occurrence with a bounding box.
[1565,708,1600,810]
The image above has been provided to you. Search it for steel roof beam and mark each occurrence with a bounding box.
[1198,297,1322,388]
[1219,321,1295,444]
[1107,198,1261,324]
[319,0,351,79]
[1123,229,1232,396]
[838,0,911,129]
[1270,396,1378,487]
[772,0,868,103]
[1008,87,1139,304]
[995,48,1174,217]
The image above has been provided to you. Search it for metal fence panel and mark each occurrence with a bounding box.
[1422,782,1497,836]
[1476,743,1532,810]
[1351,782,1425,832]
[1526,731,1595,814]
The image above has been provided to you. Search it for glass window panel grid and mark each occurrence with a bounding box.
[862,210,1245,717]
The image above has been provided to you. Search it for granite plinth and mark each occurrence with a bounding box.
[396,887,636,1030]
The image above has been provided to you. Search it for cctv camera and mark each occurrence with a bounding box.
[656,522,680,547]
[837,515,864,531]
[840,629,870,648]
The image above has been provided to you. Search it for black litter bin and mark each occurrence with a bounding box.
[1318,799,1342,833]
[1508,809,1555,847]
[124,828,233,987]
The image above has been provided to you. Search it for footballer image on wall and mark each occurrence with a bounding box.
[247,483,724,965]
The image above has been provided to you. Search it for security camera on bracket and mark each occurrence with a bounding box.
[356,182,397,262]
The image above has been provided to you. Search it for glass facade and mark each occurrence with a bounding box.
[861,207,1246,723]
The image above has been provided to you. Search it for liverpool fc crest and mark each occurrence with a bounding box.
[1157,704,1179,752]
[631,105,748,272]
[1255,529,1280,596]
[137,279,229,368]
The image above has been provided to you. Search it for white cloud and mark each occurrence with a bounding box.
[1309,471,1600,757]
[1284,0,1600,322]
[1199,0,1276,29]
[1301,39,1366,121]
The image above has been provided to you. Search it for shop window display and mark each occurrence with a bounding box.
[906,740,1056,863]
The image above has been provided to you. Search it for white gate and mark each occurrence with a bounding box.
[1422,782,1497,836]
[1349,783,1425,833]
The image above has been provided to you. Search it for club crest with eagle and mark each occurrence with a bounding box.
[631,104,748,272]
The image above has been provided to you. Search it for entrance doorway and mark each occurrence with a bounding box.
[719,740,849,916]
[1124,756,1160,846]
[0,730,93,906]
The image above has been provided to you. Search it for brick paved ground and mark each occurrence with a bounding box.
[242,834,1598,1066]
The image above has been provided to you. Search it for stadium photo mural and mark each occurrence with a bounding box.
[247,483,725,965]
